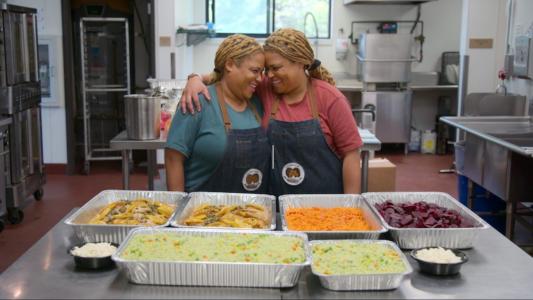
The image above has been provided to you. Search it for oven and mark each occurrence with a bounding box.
[1,4,39,86]
[9,105,42,184]
[0,13,6,87]
[0,4,44,224]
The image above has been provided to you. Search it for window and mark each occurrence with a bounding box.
[206,0,331,38]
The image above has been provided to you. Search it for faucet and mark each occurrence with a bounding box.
[304,12,319,58]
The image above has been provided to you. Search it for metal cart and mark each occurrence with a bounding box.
[80,17,131,174]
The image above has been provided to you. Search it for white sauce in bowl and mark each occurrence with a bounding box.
[71,243,117,258]
[415,247,462,264]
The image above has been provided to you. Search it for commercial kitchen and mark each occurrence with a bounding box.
[1,0,533,299]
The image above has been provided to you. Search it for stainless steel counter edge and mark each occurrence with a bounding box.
[110,129,382,152]
[336,85,458,92]
[440,116,533,157]
[2,208,533,299]
[335,82,458,92]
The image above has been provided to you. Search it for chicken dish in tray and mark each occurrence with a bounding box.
[182,204,270,228]
[89,199,175,225]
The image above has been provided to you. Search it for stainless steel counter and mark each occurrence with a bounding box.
[110,129,381,193]
[1,209,533,299]
[109,132,165,190]
[440,116,533,245]
[440,116,533,157]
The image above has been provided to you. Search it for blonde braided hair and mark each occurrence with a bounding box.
[206,34,263,85]
[264,28,335,86]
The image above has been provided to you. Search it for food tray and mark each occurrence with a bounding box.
[279,194,387,240]
[64,190,187,244]
[309,239,412,291]
[363,192,490,249]
[171,192,276,230]
[112,227,310,288]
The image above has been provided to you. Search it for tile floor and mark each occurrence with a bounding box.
[0,153,458,273]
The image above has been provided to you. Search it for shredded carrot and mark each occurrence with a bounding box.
[285,207,371,231]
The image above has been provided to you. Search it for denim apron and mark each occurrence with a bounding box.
[267,80,343,196]
[193,85,270,193]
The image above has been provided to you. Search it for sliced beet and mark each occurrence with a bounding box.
[376,200,474,228]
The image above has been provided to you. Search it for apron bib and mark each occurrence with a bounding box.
[192,84,269,193]
[267,80,343,196]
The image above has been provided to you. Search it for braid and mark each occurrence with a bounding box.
[206,34,263,85]
[309,66,336,86]
[264,28,335,86]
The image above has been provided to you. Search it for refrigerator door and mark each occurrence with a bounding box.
[362,91,412,144]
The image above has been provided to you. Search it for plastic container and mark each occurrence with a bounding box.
[421,130,436,154]
[457,175,506,233]
[69,243,118,270]
[410,248,468,276]
[408,129,421,152]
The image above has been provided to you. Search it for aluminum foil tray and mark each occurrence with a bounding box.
[112,227,310,288]
[363,192,490,249]
[64,190,187,244]
[279,194,387,240]
[171,192,276,230]
[309,239,412,291]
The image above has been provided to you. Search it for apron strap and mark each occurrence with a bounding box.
[215,84,232,132]
[271,97,281,120]
[271,79,319,120]
[248,102,262,124]
[217,83,262,132]
[307,79,319,120]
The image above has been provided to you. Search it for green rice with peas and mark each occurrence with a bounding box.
[312,241,406,275]
[120,232,306,264]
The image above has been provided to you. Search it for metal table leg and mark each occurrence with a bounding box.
[506,198,516,241]
[121,150,130,190]
[361,150,369,193]
[467,178,475,209]
[147,150,156,190]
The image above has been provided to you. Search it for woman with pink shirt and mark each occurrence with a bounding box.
[181,28,362,196]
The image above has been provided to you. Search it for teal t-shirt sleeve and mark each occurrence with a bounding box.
[165,103,203,158]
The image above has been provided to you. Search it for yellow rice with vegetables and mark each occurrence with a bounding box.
[311,241,406,275]
[120,232,306,264]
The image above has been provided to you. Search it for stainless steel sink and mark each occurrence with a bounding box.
[463,93,528,117]
[490,133,533,147]
[440,115,533,241]
[440,116,533,157]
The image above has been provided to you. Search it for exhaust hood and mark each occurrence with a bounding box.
[344,0,436,5]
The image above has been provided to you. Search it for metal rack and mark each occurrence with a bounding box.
[80,17,131,174]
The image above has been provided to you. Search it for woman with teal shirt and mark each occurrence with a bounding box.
[165,34,269,193]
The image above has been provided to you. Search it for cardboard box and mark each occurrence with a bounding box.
[367,158,396,192]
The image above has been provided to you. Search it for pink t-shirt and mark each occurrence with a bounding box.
[256,77,362,158]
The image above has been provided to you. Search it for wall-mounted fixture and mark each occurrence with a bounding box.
[513,36,533,79]
[38,35,62,107]
[175,23,214,47]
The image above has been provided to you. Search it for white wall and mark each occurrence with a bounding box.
[8,0,67,164]
[172,0,462,77]
[3,0,465,165]
[460,0,507,94]
[506,0,533,115]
